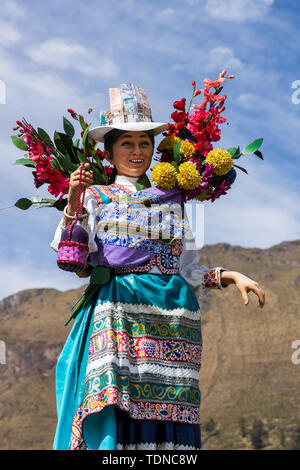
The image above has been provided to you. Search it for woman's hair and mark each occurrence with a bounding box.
[104,128,155,184]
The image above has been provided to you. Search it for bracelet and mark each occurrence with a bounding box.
[63,205,88,219]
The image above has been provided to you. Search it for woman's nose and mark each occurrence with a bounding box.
[132,144,142,155]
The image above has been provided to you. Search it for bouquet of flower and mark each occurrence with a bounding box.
[11,109,112,211]
[151,70,264,203]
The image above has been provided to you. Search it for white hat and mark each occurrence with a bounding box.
[88,83,168,143]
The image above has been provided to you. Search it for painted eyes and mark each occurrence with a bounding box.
[121,141,150,146]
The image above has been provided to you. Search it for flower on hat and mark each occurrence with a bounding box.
[177,161,202,190]
[205,148,233,176]
[151,162,178,190]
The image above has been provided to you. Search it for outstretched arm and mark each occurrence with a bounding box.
[220,270,265,308]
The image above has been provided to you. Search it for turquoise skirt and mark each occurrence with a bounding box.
[53,272,202,450]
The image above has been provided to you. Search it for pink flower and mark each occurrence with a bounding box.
[28,141,44,161]
[203,77,225,90]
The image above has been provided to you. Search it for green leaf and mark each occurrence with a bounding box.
[63,116,75,138]
[254,150,264,160]
[242,138,263,155]
[54,131,67,154]
[37,128,53,147]
[51,158,64,172]
[74,138,80,147]
[15,198,32,210]
[82,125,91,155]
[173,141,182,164]
[57,132,78,164]
[79,115,87,131]
[136,173,152,191]
[14,158,36,167]
[55,154,77,174]
[227,146,241,159]
[11,136,28,151]
[53,198,68,211]
[77,149,89,163]
[233,164,248,174]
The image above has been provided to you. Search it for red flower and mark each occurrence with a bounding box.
[48,168,70,198]
[36,156,53,181]
[160,150,172,162]
[173,98,186,111]
[171,111,188,123]
[174,121,186,132]
[192,80,196,88]
[67,108,77,119]
[103,165,113,177]
[96,149,105,160]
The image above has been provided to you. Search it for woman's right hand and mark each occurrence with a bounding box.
[67,163,94,216]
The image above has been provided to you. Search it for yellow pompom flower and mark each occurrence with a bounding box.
[180,141,195,159]
[157,136,181,152]
[205,148,233,176]
[177,161,202,190]
[151,162,178,190]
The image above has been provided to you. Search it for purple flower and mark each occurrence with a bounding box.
[209,180,231,203]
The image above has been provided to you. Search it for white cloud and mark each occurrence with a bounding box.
[206,46,242,72]
[1,0,25,19]
[155,9,176,24]
[204,0,274,21]
[0,20,22,47]
[26,38,119,79]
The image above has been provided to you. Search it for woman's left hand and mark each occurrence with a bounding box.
[221,271,265,308]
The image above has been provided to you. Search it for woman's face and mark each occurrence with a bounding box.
[104,131,154,177]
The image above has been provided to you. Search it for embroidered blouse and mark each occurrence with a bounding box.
[50,174,228,296]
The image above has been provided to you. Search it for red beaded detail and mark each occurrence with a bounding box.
[86,186,104,209]
[171,239,183,256]
[203,269,221,288]
[114,255,157,274]
[114,252,180,275]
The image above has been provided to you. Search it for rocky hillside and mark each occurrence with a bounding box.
[0,240,300,450]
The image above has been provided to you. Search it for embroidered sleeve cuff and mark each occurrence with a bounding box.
[203,267,229,290]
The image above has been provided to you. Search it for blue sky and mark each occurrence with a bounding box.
[0,0,299,300]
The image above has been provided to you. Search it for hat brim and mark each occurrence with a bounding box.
[88,122,169,143]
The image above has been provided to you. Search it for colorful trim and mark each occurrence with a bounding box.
[86,186,104,209]
[70,294,202,450]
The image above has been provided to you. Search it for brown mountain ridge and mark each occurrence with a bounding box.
[0,240,300,450]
